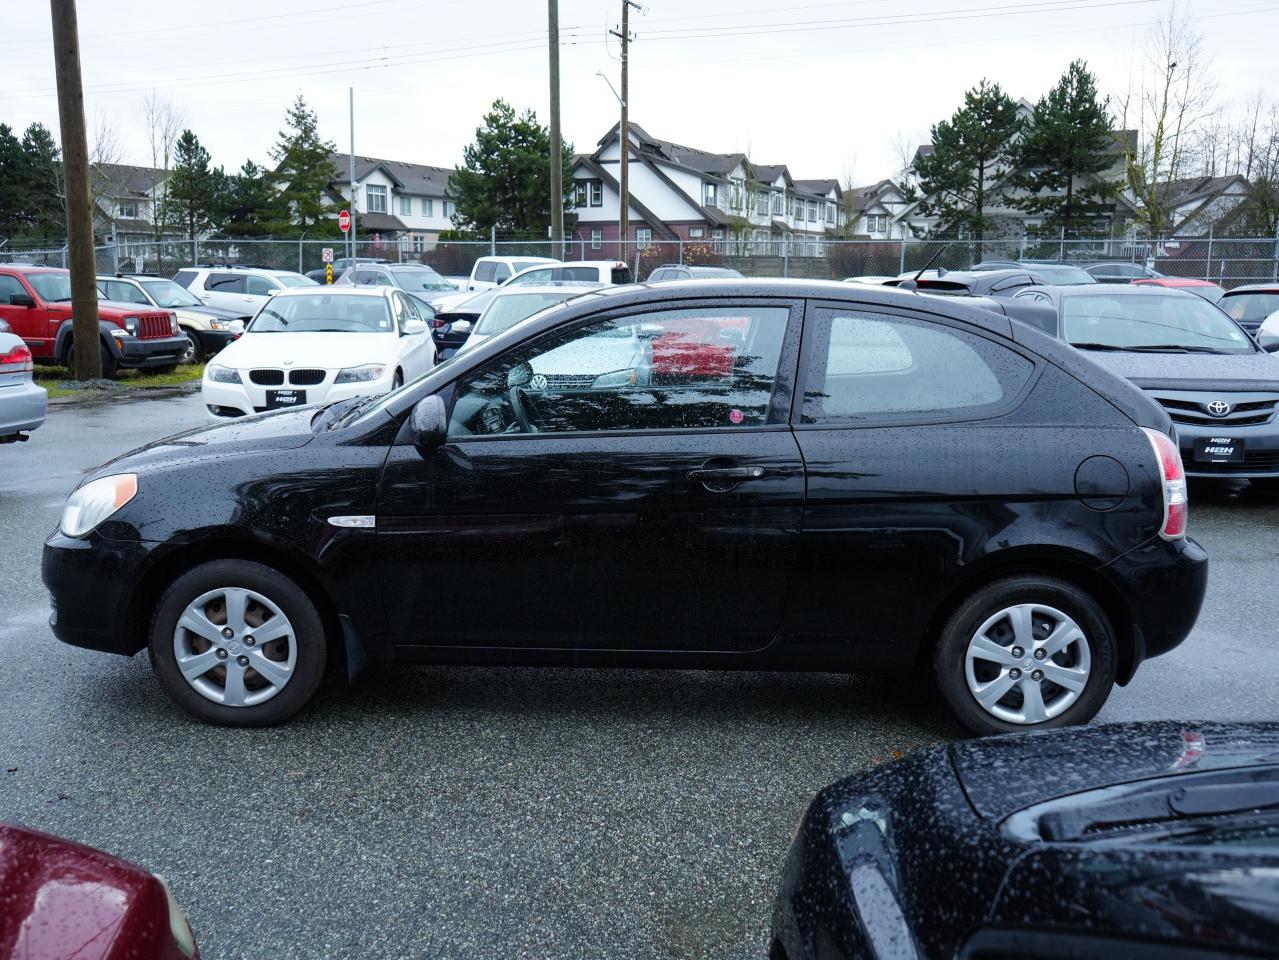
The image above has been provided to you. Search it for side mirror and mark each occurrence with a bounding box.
[410,395,447,454]
[9,293,35,308]
[402,318,427,336]
[1259,333,1279,353]
[450,319,472,335]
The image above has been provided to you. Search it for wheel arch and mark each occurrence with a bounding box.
[920,546,1139,685]
[125,536,352,679]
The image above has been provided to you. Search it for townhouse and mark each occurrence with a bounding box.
[326,154,457,249]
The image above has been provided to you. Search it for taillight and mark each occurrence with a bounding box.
[0,342,33,375]
[1143,427,1187,539]
[430,317,446,330]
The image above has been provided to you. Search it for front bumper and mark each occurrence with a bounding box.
[42,530,155,656]
[193,328,240,357]
[113,333,190,369]
[0,380,48,438]
[1174,419,1279,479]
[1103,535,1208,677]
[202,369,396,418]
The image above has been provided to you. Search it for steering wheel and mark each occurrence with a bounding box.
[508,385,538,433]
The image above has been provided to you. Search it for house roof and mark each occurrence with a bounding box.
[751,164,791,187]
[844,180,901,215]
[597,122,745,177]
[794,178,842,199]
[327,153,453,196]
[1158,174,1248,207]
[92,163,164,198]
[357,212,408,233]
[575,156,680,241]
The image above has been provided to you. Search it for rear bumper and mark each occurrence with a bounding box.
[1103,535,1208,679]
[0,380,48,438]
[113,334,189,369]
[42,530,154,656]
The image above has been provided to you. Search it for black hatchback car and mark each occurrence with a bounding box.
[42,280,1207,731]
[772,721,1279,960]
[1014,284,1279,487]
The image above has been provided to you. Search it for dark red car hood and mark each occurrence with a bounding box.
[0,823,190,960]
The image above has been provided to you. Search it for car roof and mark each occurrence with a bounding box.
[1221,284,1279,294]
[0,264,62,274]
[479,255,558,264]
[1133,277,1218,287]
[490,282,605,296]
[1050,283,1203,298]
[186,265,304,276]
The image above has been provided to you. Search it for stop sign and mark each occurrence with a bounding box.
[338,210,351,232]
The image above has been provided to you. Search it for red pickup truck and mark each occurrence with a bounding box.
[0,264,188,378]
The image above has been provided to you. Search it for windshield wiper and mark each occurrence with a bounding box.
[1040,779,1279,841]
[1071,343,1229,354]
[330,394,381,430]
[1070,342,1129,351]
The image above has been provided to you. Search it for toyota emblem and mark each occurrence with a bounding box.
[1206,400,1232,417]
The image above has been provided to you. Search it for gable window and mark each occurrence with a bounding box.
[589,180,603,207]
[689,227,705,239]
[575,181,589,207]
[117,200,139,219]
[867,214,887,233]
[422,198,433,217]
[702,182,717,207]
[366,185,387,213]
[399,196,413,216]
[591,227,602,250]
[636,227,652,248]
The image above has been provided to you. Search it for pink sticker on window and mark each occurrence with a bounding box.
[729,409,744,424]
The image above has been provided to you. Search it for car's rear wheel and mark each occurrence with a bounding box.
[148,560,327,726]
[934,575,1116,736]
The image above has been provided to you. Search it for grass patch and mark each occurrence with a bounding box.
[36,363,204,399]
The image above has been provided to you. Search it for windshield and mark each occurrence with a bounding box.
[1028,264,1096,284]
[275,274,318,288]
[474,291,579,336]
[1063,293,1254,353]
[1223,291,1279,324]
[27,272,72,301]
[391,267,454,292]
[141,279,202,307]
[249,293,393,333]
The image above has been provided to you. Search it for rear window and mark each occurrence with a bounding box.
[1223,291,1279,324]
[561,267,599,282]
[172,270,197,289]
[610,266,634,284]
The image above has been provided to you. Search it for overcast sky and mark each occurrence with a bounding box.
[1,0,1274,186]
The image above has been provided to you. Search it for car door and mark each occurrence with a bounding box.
[782,301,1043,657]
[200,272,244,310]
[243,274,279,310]
[376,297,806,653]
[0,274,49,356]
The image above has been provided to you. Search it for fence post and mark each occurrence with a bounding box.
[298,236,304,274]
[490,225,496,256]
[677,240,684,265]
[782,242,789,278]
[1019,234,1027,260]
[1205,226,1213,281]
[1273,226,1279,282]
[110,228,119,274]
[193,235,200,268]
[899,239,906,275]
[1059,227,1065,262]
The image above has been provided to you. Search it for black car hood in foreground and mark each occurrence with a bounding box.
[1081,347,1279,391]
[94,406,316,478]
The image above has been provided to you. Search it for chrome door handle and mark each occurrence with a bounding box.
[687,466,766,482]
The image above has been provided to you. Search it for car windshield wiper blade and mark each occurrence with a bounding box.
[1069,342,1129,351]
[1070,342,1228,354]
[1040,780,1279,841]
[330,394,381,429]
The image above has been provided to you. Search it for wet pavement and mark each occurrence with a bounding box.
[1,393,1277,959]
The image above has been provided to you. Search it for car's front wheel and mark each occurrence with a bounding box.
[934,575,1116,736]
[148,560,327,726]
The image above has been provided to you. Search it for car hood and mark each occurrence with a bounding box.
[1081,347,1279,390]
[951,721,1279,820]
[215,331,395,370]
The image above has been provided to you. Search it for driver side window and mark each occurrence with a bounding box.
[448,305,792,437]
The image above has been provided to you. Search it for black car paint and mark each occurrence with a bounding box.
[772,721,1279,960]
[43,280,1205,691]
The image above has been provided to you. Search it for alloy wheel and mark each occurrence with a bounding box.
[172,586,297,707]
[963,602,1091,725]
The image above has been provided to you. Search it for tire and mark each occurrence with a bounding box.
[934,575,1116,736]
[181,329,202,365]
[147,560,328,726]
[62,340,117,380]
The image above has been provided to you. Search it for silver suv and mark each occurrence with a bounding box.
[172,266,317,315]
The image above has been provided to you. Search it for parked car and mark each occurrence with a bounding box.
[202,286,435,419]
[1220,283,1279,336]
[1013,284,1279,486]
[172,265,317,315]
[335,262,456,307]
[646,264,744,282]
[98,273,247,364]
[771,720,1279,960]
[1086,261,1164,283]
[1132,276,1226,303]
[304,256,389,283]
[505,260,634,286]
[886,268,1047,298]
[0,330,46,443]
[462,255,559,293]
[44,279,1206,731]
[430,288,498,360]
[972,260,1097,285]
[0,821,199,958]
[457,283,605,354]
[0,264,187,377]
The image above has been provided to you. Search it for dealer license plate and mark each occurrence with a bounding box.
[1194,436,1244,463]
[265,389,306,409]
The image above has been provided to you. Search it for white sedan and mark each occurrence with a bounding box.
[202,286,435,419]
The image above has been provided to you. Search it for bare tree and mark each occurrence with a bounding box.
[1117,0,1217,235]
[889,130,920,183]
[139,90,185,242]
[88,112,125,234]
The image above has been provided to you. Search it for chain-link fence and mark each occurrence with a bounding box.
[3,234,1279,288]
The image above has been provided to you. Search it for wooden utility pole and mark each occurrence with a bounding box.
[548,0,563,250]
[611,2,639,261]
[50,0,101,381]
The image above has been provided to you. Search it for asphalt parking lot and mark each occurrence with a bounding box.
[3,392,1278,960]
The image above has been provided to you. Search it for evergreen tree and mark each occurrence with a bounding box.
[0,125,26,239]
[219,160,285,237]
[448,99,574,236]
[1012,61,1122,238]
[168,130,225,240]
[913,80,1021,260]
[269,96,338,234]
[10,123,66,240]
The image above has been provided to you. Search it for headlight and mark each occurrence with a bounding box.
[59,474,138,538]
[170,314,179,334]
[206,363,242,383]
[208,319,228,330]
[335,364,386,383]
[591,368,639,389]
[122,317,139,336]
